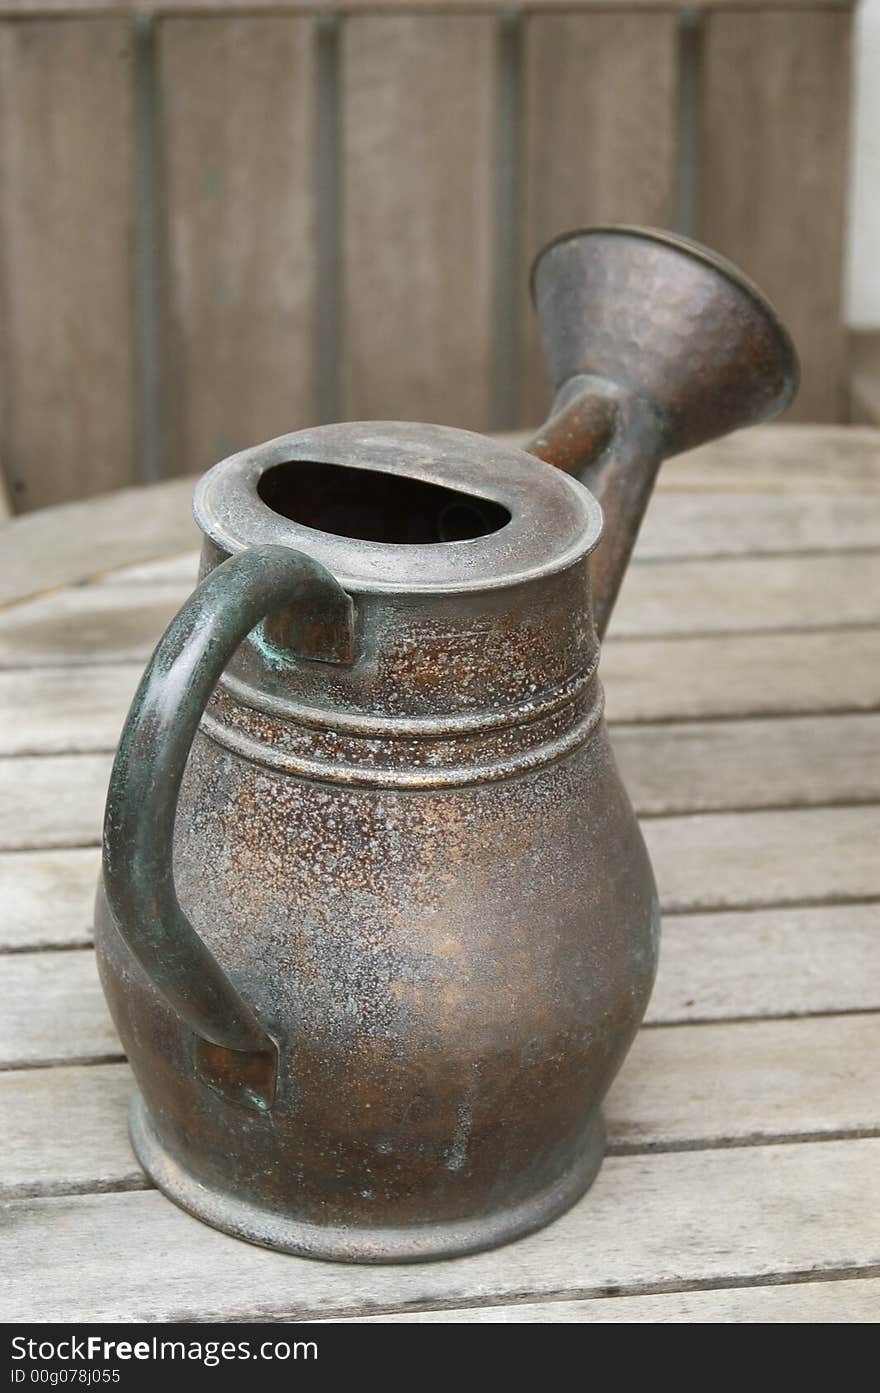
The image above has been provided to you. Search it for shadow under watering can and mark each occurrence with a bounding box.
[95,226,798,1261]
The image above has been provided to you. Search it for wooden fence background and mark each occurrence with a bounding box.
[0,1,853,512]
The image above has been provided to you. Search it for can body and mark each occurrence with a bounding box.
[94,423,658,1260]
[96,706,656,1260]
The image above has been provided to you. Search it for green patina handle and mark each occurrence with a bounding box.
[101,543,353,1110]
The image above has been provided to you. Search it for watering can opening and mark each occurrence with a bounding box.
[257,457,512,546]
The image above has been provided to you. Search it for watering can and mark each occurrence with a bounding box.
[95,227,797,1260]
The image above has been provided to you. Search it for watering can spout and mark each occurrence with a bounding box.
[526,226,800,636]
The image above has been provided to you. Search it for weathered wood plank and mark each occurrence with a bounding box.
[650,902,880,1025]
[5,1013,878,1201]
[97,489,880,583]
[0,848,99,950]
[2,658,877,818]
[613,552,880,637]
[346,1279,880,1323]
[0,755,111,850]
[635,491,880,560]
[0,480,195,610]
[0,2,859,16]
[341,14,496,429]
[0,951,118,1068]
[0,666,138,755]
[645,805,880,914]
[5,867,876,1023]
[0,1064,142,1199]
[2,426,878,605]
[0,584,186,669]
[658,426,880,494]
[499,423,880,491]
[6,893,879,1063]
[602,629,880,722]
[3,1139,878,1321]
[4,551,878,674]
[4,716,876,851]
[159,15,317,478]
[0,18,136,511]
[608,1013,880,1151]
[520,13,677,425]
[850,331,880,427]
[701,13,852,422]
[613,714,880,816]
[102,552,200,585]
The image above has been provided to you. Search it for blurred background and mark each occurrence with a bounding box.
[0,0,877,515]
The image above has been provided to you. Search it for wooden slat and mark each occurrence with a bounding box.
[701,13,852,422]
[850,331,880,427]
[6,893,879,1063]
[159,15,316,477]
[5,1013,878,1202]
[650,903,880,1025]
[602,629,880,722]
[347,1278,880,1323]
[645,805,880,914]
[659,425,880,494]
[0,584,186,669]
[0,666,138,754]
[341,14,496,429]
[0,754,111,850]
[0,2,859,16]
[520,12,677,424]
[608,1013,880,1150]
[2,656,877,818]
[97,489,880,581]
[500,423,880,491]
[0,17,136,510]
[1,621,874,735]
[4,552,878,672]
[102,552,199,585]
[0,848,99,950]
[613,552,880,637]
[614,714,880,817]
[635,491,880,560]
[0,1064,143,1198]
[0,480,195,610]
[5,879,876,1023]
[2,1138,878,1321]
[4,719,877,852]
[2,424,878,605]
[0,950,118,1068]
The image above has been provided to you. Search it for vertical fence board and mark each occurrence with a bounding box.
[701,12,852,422]
[0,19,136,511]
[519,14,679,426]
[158,16,316,477]
[341,14,496,430]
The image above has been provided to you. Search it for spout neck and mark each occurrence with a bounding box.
[526,376,667,637]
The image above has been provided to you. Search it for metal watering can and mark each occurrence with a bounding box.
[95,227,798,1261]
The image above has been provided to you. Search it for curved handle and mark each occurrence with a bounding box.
[102,543,353,1110]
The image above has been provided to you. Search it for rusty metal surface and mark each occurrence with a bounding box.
[95,227,796,1263]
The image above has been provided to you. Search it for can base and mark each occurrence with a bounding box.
[129,1090,606,1264]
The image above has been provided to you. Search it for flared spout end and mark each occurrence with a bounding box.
[530,225,799,458]
[526,225,799,637]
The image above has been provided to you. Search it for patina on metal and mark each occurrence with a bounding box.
[95,227,798,1263]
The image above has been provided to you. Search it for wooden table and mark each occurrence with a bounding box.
[2,425,879,1323]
